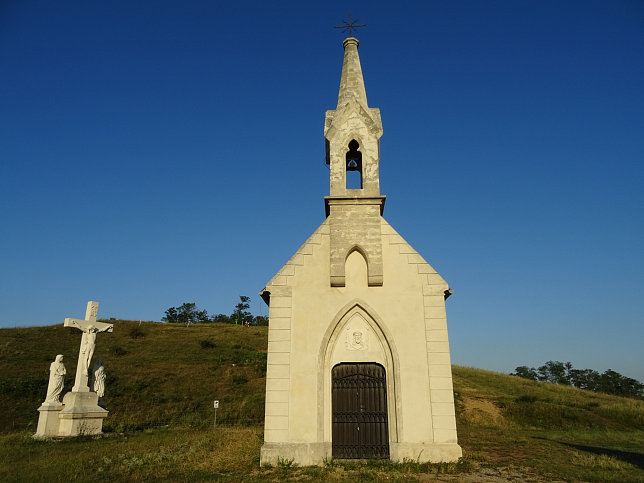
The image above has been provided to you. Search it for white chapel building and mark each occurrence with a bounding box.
[259,36,462,465]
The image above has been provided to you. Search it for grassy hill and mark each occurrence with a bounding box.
[0,320,642,482]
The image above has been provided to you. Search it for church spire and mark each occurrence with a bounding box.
[336,37,368,109]
[324,36,383,202]
[324,36,385,287]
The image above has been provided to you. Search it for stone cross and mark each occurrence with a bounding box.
[64,301,113,392]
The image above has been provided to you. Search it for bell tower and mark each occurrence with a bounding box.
[324,37,386,287]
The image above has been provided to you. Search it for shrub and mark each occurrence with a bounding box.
[516,394,538,403]
[199,339,215,349]
[110,345,128,356]
[129,326,146,339]
[232,375,248,385]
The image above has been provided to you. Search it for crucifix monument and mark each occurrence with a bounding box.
[35,301,113,437]
[64,301,113,392]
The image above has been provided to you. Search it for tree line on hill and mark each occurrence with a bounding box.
[162,296,268,326]
[512,360,643,399]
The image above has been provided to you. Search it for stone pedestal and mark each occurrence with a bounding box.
[58,391,108,436]
[34,403,63,438]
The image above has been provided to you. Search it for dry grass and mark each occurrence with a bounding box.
[458,394,508,428]
[0,427,263,482]
[570,450,633,470]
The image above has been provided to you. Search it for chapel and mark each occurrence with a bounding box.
[259,36,462,465]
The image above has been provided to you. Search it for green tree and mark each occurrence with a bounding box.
[537,361,570,385]
[512,361,643,399]
[162,303,209,326]
[162,306,179,324]
[568,368,600,391]
[512,366,538,380]
[211,313,231,324]
[598,369,644,398]
[231,296,253,325]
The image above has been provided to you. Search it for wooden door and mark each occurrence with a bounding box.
[332,363,389,459]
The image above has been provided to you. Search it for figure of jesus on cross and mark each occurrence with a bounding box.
[64,301,113,393]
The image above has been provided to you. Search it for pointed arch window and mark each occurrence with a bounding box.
[346,140,363,189]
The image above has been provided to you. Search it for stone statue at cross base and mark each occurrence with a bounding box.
[91,358,106,407]
[35,354,67,437]
[44,354,66,404]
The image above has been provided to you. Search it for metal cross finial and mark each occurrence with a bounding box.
[334,13,366,38]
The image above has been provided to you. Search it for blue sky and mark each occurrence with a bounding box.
[1,1,643,380]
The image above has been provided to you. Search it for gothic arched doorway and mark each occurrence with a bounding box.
[331,362,390,459]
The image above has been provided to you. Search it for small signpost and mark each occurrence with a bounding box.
[213,400,219,428]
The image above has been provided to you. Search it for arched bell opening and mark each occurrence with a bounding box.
[345,139,363,189]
